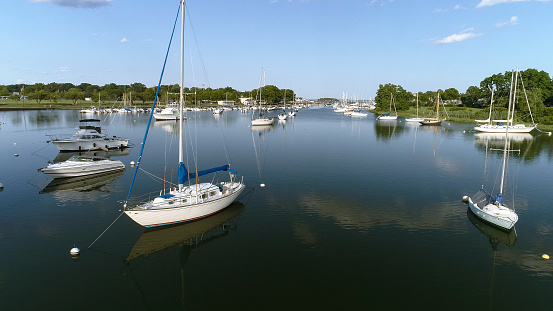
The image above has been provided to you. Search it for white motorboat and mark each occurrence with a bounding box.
[40,154,125,178]
[123,0,246,228]
[47,119,129,151]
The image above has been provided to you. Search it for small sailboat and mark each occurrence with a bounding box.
[405,92,424,123]
[251,69,274,126]
[419,93,445,126]
[464,70,520,231]
[123,0,246,228]
[278,89,288,120]
[377,93,397,120]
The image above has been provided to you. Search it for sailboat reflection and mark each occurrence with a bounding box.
[40,169,125,194]
[125,202,245,262]
[53,148,130,163]
[467,208,517,249]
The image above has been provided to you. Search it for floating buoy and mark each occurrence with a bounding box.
[0,183,3,191]
[260,183,265,187]
[13,154,19,157]
[70,245,80,257]
[462,195,469,203]
[130,161,136,166]
[542,254,550,260]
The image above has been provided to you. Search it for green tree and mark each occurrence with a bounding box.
[65,88,84,105]
[28,89,50,104]
[375,83,411,111]
[461,86,484,108]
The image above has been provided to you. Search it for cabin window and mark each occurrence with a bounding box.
[210,191,216,196]
[202,194,208,199]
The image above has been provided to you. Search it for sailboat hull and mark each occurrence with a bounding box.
[474,124,535,133]
[125,183,245,228]
[467,197,517,231]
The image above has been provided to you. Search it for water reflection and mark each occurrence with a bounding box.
[53,148,130,163]
[153,120,179,135]
[40,169,125,194]
[374,118,407,142]
[125,202,245,262]
[467,208,517,249]
[473,132,542,161]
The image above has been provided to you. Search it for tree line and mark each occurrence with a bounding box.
[374,68,553,115]
[0,82,296,106]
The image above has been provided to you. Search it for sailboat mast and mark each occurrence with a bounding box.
[499,69,516,194]
[178,0,185,189]
[436,93,440,119]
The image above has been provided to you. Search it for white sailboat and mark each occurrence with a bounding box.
[278,88,288,120]
[377,93,398,120]
[474,69,536,133]
[123,0,246,228]
[405,93,424,123]
[251,69,275,126]
[465,70,520,231]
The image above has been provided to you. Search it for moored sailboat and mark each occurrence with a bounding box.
[123,0,245,228]
[464,69,520,231]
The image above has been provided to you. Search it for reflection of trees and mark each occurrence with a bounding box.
[374,120,407,142]
[473,133,549,162]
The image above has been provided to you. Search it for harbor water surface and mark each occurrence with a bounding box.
[1,108,553,310]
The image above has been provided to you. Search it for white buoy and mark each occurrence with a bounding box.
[260,183,265,187]
[462,195,469,203]
[70,245,80,257]
[130,161,136,166]
[14,154,19,157]
[0,183,4,191]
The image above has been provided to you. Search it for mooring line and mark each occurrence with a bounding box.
[88,212,125,249]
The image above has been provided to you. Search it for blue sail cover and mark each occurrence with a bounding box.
[382,112,391,115]
[494,193,503,205]
[178,162,230,184]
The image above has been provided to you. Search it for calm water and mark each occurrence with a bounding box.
[1,108,553,310]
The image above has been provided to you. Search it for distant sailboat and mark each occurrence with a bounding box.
[377,93,398,120]
[474,69,536,134]
[405,93,424,123]
[251,68,275,126]
[419,93,445,126]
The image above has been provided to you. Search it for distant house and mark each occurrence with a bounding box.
[85,97,93,101]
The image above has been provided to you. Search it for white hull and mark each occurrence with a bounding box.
[467,197,517,231]
[153,113,178,120]
[377,115,397,120]
[251,118,274,126]
[41,157,125,178]
[405,117,424,122]
[125,182,245,227]
[52,138,129,151]
[474,124,535,133]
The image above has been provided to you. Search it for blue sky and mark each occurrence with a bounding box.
[2,0,552,99]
